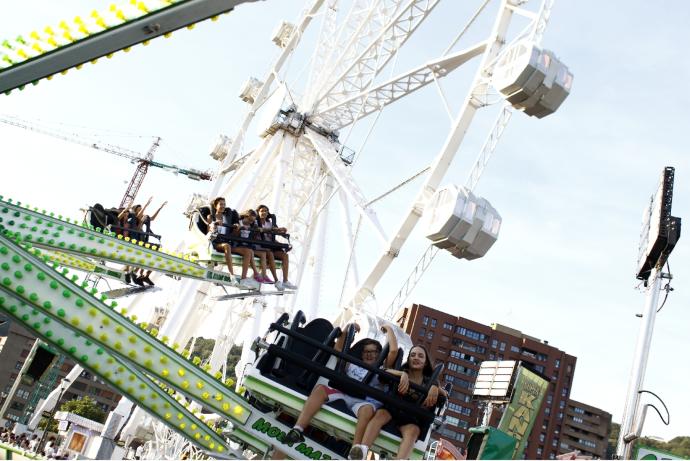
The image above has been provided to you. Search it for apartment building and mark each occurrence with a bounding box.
[396,303,578,460]
[0,320,121,425]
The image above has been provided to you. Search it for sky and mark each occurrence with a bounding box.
[1,0,689,443]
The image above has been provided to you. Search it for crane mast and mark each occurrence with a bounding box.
[121,137,159,208]
[0,115,212,207]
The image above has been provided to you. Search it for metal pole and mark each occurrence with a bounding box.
[0,338,41,420]
[617,266,662,459]
[37,378,70,453]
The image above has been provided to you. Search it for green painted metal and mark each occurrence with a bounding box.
[497,366,549,458]
[467,426,518,460]
[0,197,236,285]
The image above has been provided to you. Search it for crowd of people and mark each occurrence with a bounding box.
[282,325,447,460]
[0,429,65,458]
[202,197,298,291]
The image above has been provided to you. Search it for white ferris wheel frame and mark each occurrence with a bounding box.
[125,0,560,456]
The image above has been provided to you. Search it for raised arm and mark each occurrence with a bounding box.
[150,201,167,221]
[382,324,398,368]
[139,196,153,219]
[117,206,130,221]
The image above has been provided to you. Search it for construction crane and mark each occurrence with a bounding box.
[0,114,212,207]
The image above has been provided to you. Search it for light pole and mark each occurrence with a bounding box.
[37,378,70,454]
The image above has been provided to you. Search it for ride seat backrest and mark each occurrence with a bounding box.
[196,206,212,235]
[273,318,334,392]
[299,326,342,389]
[256,336,285,375]
[89,204,108,230]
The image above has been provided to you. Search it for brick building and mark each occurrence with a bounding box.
[559,399,612,459]
[0,320,122,425]
[396,304,578,460]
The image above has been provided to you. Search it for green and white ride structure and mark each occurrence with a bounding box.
[1,0,573,458]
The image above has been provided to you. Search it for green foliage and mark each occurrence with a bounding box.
[185,338,242,380]
[59,396,106,423]
[636,436,690,458]
[38,396,105,433]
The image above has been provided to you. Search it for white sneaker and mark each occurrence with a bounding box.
[282,280,298,290]
[239,278,260,290]
[275,281,284,292]
[229,275,240,287]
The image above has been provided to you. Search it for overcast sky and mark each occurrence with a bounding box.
[1,0,689,442]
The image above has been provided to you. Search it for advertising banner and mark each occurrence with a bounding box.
[497,366,549,458]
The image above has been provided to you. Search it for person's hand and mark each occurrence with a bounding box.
[381,324,391,333]
[352,322,361,334]
[398,371,409,394]
[423,385,439,408]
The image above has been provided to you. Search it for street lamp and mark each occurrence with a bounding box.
[37,378,70,454]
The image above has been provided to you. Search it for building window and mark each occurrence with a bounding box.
[437,347,447,354]
[419,328,426,337]
[549,453,556,460]
[554,359,560,368]
[14,361,23,370]
[443,322,454,330]
[491,339,498,348]
[573,416,583,424]
[561,387,569,397]
[489,353,495,360]
[534,364,545,374]
[510,345,521,353]
[558,412,563,420]
[423,316,429,326]
[546,394,553,404]
[537,447,543,456]
[559,400,565,409]
[10,402,24,411]
[499,342,506,352]
[545,407,551,415]
[539,433,545,442]
[537,353,547,362]
[579,439,597,449]
[431,318,437,328]
[446,416,460,426]
[567,364,572,373]
[574,406,585,414]
[552,438,558,447]
[427,331,434,340]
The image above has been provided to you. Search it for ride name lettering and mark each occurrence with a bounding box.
[251,418,332,460]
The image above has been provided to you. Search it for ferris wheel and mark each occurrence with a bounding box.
[122,0,572,456]
[0,0,572,458]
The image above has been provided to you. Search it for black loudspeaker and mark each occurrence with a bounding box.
[24,346,57,384]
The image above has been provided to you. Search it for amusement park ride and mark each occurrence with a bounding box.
[0,0,575,459]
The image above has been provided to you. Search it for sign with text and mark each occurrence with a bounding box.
[497,366,549,458]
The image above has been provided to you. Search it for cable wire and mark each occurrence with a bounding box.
[656,260,673,313]
[638,390,670,425]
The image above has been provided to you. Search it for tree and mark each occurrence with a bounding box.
[636,436,690,458]
[59,396,106,423]
[40,396,106,433]
[186,338,243,380]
